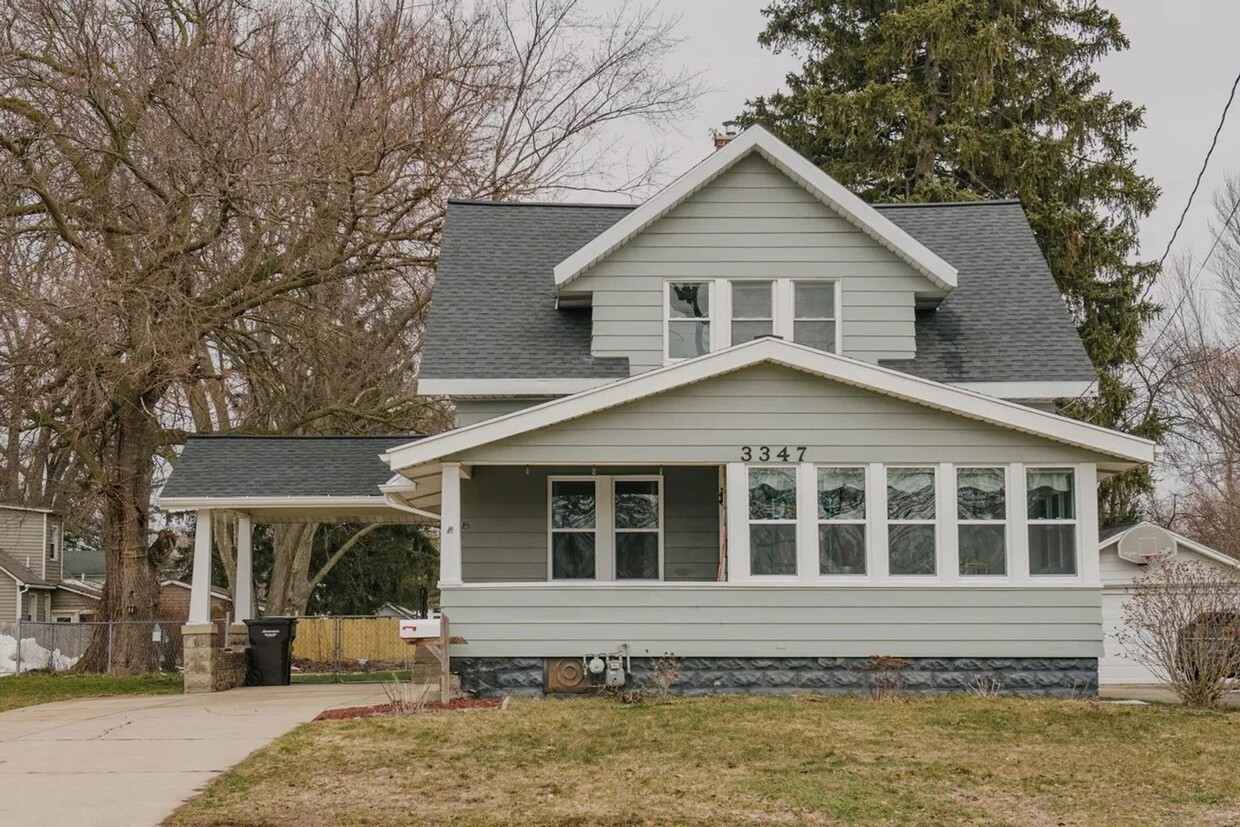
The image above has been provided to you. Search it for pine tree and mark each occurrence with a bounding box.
[740,0,1161,525]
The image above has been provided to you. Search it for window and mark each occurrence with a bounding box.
[887,467,936,575]
[957,467,1006,576]
[550,480,597,579]
[1027,468,1077,575]
[614,479,660,579]
[667,282,711,359]
[793,281,837,352]
[731,280,774,344]
[818,467,866,575]
[748,467,797,575]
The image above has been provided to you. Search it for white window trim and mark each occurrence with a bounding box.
[1026,466,1081,579]
[954,465,1011,581]
[547,475,665,581]
[664,278,841,363]
[884,465,939,580]
[814,464,870,581]
[745,464,801,581]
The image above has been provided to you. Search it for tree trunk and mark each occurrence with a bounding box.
[77,396,164,673]
[267,523,316,615]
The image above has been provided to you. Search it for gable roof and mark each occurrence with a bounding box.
[420,201,632,381]
[0,548,52,588]
[554,125,958,292]
[1100,521,1239,568]
[160,435,421,501]
[388,338,1151,473]
[419,199,1095,388]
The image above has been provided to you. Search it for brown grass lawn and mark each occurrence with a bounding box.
[167,695,1240,827]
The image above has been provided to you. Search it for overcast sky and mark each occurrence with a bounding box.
[608,0,1240,291]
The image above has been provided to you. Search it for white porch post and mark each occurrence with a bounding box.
[188,508,213,623]
[725,463,749,582]
[440,463,463,586]
[234,514,254,622]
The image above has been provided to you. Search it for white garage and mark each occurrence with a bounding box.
[1099,522,1239,685]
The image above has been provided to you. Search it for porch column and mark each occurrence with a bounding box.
[188,508,213,623]
[440,463,463,586]
[725,463,749,582]
[234,514,254,623]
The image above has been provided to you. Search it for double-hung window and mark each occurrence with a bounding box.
[956,467,1007,576]
[730,281,775,344]
[550,477,662,580]
[748,467,798,576]
[1027,468,1077,576]
[817,467,867,575]
[793,281,837,352]
[887,467,936,576]
[667,282,711,359]
[550,480,597,579]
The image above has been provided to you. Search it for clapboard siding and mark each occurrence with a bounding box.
[453,364,1106,465]
[461,465,720,583]
[441,585,1104,658]
[576,154,934,373]
[51,588,100,616]
[0,576,17,621]
[455,399,549,427]
[0,508,49,581]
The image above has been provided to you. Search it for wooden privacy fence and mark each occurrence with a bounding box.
[292,616,411,671]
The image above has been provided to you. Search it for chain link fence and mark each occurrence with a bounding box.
[0,619,228,676]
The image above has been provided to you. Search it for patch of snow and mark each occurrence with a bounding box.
[0,634,79,675]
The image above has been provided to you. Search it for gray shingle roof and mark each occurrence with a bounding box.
[419,201,633,380]
[0,548,52,588]
[420,198,1097,386]
[160,435,418,500]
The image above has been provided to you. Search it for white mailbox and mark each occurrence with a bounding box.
[398,618,442,640]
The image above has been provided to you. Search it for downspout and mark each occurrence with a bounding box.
[17,583,29,621]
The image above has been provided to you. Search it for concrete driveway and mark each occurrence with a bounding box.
[0,684,386,827]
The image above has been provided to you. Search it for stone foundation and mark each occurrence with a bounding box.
[454,656,1098,699]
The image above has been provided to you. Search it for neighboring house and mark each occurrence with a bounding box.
[46,579,234,624]
[0,505,63,622]
[1099,522,1239,684]
[160,126,1156,696]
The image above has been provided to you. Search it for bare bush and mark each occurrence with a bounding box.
[859,655,911,700]
[605,653,681,705]
[380,675,433,716]
[1116,560,1240,707]
[968,674,1004,698]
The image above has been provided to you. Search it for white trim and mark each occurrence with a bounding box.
[952,380,1096,400]
[383,338,1155,472]
[440,464,463,586]
[188,509,213,624]
[158,495,396,512]
[553,124,958,292]
[1098,521,1240,569]
[418,377,611,397]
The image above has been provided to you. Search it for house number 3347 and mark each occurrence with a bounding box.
[740,446,806,462]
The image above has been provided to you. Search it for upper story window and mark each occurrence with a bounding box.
[667,282,711,359]
[1027,468,1077,576]
[664,278,840,361]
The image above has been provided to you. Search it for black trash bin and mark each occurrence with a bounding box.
[245,617,298,686]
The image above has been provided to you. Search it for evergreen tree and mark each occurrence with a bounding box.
[740,0,1161,524]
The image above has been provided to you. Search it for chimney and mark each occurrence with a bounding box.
[713,120,740,150]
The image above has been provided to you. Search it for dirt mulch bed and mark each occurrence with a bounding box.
[315,697,507,721]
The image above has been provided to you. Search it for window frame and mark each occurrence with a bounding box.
[1025,466,1079,578]
[746,464,801,579]
[547,474,666,582]
[612,475,665,581]
[663,278,841,363]
[791,279,842,354]
[954,465,1010,579]
[664,281,713,362]
[884,464,939,579]
[815,464,869,580]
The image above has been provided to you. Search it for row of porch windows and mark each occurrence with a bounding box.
[547,466,1077,582]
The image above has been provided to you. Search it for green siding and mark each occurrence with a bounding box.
[453,364,1108,466]
[442,585,1104,658]
[461,465,720,583]
[576,154,937,374]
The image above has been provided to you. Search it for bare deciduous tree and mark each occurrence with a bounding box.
[1116,560,1240,707]
[0,0,697,670]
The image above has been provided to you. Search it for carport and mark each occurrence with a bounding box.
[158,434,441,691]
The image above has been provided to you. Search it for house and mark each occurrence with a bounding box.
[1098,522,1239,684]
[0,505,63,622]
[159,125,1155,696]
[47,578,234,625]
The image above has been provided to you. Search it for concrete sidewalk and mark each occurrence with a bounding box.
[0,684,386,827]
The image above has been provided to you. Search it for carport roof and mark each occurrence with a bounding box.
[161,435,418,500]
